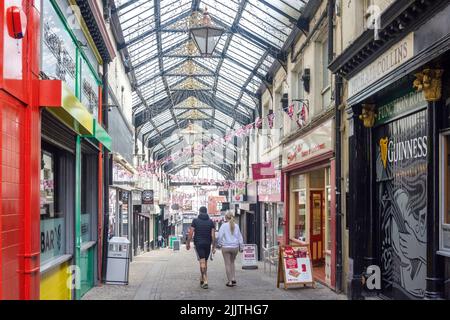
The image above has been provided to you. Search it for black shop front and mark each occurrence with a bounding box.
[329,1,450,300]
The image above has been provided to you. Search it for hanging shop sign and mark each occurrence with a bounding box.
[348,32,414,99]
[241,244,258,269]
[252,162,276,180]
[277,245,314,289]
[284,119,333,166]
[142,190,154,205]
[120,190,129,203]
[258,171,282,202]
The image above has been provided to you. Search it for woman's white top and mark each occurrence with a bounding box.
[217,222,244,248]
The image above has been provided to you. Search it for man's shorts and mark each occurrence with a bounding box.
[194,244,211,261]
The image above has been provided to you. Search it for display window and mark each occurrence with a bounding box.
[81,153,98,243]
[80,56,100,121]
[42,1,77,93]
[40,147,66,265]
[440,134,450,253]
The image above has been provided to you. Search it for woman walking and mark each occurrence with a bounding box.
[217,212,244,287]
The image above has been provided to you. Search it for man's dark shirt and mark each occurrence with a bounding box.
[191,212,215,246]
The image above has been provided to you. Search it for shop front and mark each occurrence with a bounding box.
[39,0,112,300]
[258,170,284,250]
[131,191,149,256]
[282,118,335,288]
[328,1,450,299]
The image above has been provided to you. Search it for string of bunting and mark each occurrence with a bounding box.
[136,111,279,175]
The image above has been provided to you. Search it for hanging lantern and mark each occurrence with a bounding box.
[189,7,224,56]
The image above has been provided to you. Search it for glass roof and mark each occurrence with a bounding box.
[113,0,308,173]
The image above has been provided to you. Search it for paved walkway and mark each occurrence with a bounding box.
[83,246,346,300]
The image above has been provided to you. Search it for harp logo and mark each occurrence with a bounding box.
[380,137,389,169]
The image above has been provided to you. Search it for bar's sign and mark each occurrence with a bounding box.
[348,33,414,99]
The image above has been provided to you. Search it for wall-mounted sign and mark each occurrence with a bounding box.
[258,171,282,202]
[348,33,414,99]
[284,119,333,166]
[142,190,154,205]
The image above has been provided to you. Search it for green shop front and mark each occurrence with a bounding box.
[39,0,112,299]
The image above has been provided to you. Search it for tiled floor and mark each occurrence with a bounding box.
[83,246,346,300]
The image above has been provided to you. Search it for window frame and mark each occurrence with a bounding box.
[439,132,450,256]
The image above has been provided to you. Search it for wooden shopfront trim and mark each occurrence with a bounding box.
[282,151,334,245]
[282,151,334,175]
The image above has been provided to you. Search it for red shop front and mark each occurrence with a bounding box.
[281,118,336,289]
[0,1,42,299]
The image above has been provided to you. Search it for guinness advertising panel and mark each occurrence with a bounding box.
[374,92,428,299]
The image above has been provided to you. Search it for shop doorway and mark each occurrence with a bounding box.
[310,191,324,265]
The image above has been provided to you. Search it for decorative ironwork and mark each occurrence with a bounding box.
[179,110,209,120]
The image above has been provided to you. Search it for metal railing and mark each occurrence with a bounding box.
[262,246,279,276]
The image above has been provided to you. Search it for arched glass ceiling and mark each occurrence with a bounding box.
[112,0,309,176]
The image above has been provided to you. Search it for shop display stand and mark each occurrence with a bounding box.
[277,245,316,290]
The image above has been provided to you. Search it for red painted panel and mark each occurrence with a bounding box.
[283,172,289,246]
[330,159,336,290]
[0,1,41,300]
[1,92,26,300]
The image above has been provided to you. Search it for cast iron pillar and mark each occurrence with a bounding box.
[346,104,371,300]
[415,69,446,299]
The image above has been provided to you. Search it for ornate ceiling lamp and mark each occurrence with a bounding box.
[189,7,224,56]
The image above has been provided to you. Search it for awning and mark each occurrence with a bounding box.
[40,80,112,151]
[93,121,112,151]
[40,80,94,135]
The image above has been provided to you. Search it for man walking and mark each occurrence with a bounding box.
[186,206,216,289]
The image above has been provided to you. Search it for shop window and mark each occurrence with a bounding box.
[440,134,450,253]
[320,39,331,110]
[40,149,66,265]
[81,57,100,121]
[81,154,98,243]
[296,190,307,241]
[42,1,77,93]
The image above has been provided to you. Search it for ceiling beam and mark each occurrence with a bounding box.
[118,11,191,49]
[154,0,180,129]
